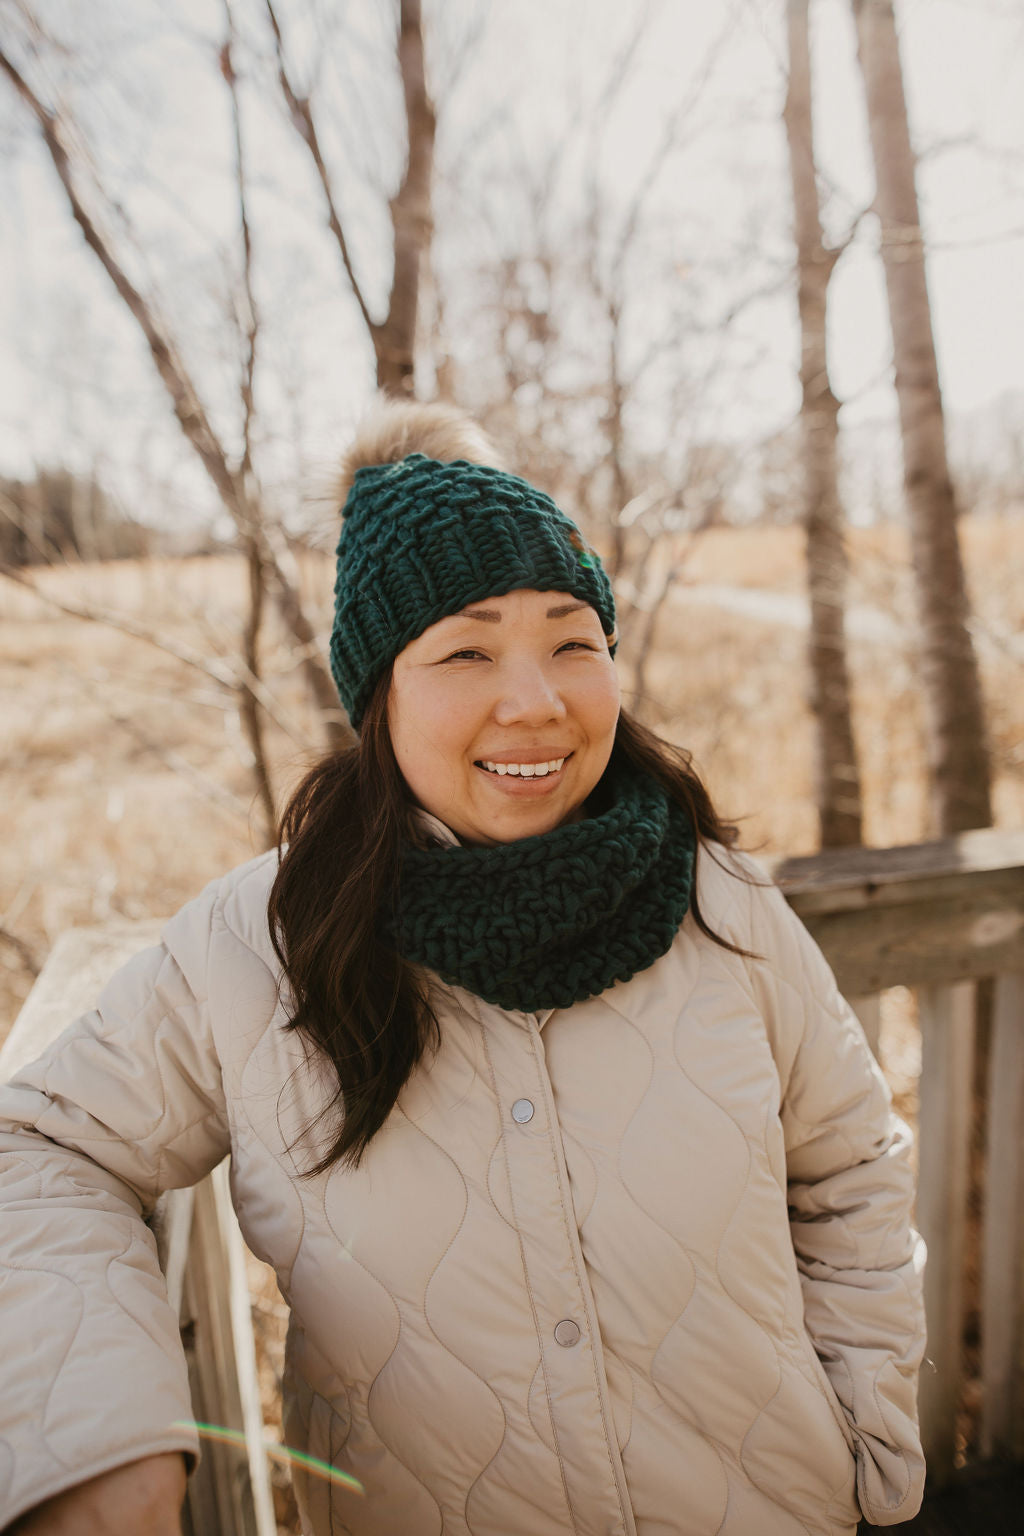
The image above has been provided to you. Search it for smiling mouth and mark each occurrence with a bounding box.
[476,754,570,778]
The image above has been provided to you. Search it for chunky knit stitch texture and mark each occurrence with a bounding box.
[386,756,696,1012]
[331,454,617,726]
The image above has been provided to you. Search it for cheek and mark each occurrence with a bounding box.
[579,664,621,738]
[389,679,477,790]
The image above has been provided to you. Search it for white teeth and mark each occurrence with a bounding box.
[481,757,567,777]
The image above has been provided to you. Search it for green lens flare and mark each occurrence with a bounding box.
[173,1421,364,1494]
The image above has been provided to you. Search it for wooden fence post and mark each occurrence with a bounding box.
[850,994,881,1057]
[980,971,1024,1461]
[916,980,976,1484]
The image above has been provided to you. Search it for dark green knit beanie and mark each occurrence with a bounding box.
[330,454,617,728]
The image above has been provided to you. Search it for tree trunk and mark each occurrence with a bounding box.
[264,0,434,398]
[240,535,276,847]
[850,0,992,834]
[784,0,863,849]
[377,0,436,395]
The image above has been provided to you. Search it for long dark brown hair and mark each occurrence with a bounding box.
[269,677,743,1172]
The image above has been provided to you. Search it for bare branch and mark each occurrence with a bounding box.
[0,47,242,522]
[220,2,259,480]
[612,3,742,286]
[631,554,688,711]
[261,0,379,346]
[0,487,72,566]
[0,40,349,749]
[0,562,312,749]
[89,701,252,824]
[220,0,276,844]
[826,201,875,264]
[240,537,276,843]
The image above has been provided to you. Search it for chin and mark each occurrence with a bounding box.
[498,808,577,842]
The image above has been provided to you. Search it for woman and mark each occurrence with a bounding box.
[0,401,925,1535]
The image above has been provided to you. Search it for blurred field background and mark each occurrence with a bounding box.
[4,512,1021,1035]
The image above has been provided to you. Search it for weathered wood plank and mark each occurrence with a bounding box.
[0,921,163,1078]
[916,981,976,1486]
[799,895,1023,996]
[180,1176,258,1536]
[849,994,881,1057]
[980,971,1024,1462]
[155,1185,196,1320]
[771,826,1024,912]
[213,1159,277,1536]
[766,829,1024,996]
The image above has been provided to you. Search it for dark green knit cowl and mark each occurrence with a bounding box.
[387,758,696,1013]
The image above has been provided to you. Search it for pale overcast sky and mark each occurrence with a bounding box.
[0,0,1021,515]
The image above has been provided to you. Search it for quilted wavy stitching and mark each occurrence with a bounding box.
[474,1011,581,1534]
[609,1012,734,1506]
[551,992,765,1525]
[392,1109,511,1533]
[485,1132,518,1229]
[588,964,858,1532]
[0,845,921,1534]
[6,1261,84,1472]
[319,1125,478,1526]
[525,1019,634,1536]
[675,985,857,1519]
[101,1222,178,1354]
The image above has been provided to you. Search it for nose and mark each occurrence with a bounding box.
[492,659,567,727]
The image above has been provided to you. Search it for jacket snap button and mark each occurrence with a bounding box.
[554,1319,581,1347]
[511,1098,534,1124]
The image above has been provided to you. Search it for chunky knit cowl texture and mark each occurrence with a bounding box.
[386,758,696,1013]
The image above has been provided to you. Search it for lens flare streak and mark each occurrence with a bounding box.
[173,1421,364,1494]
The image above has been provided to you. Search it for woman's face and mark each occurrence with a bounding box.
[388,588,620,846]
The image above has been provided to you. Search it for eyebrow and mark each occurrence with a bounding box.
[459,600,590,622]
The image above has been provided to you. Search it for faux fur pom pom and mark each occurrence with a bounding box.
[336,397,503,511]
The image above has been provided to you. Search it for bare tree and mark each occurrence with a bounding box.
[222,1,275,841]
[783,0,863,848]
[0,33,351,784]
[850,0,992,834]
[263,0,435,395]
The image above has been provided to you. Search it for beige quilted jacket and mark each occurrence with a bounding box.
[0,846,925,1535]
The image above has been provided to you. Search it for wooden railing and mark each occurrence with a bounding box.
[772,826,1024,1486]
[3,826,1023,1529]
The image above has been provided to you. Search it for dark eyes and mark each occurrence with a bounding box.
[440,641,594,664]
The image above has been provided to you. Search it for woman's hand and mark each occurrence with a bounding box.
[7,1452,187,1535]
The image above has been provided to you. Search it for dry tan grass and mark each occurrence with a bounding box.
[4,518,1021,1026]
[629,515,1024,851]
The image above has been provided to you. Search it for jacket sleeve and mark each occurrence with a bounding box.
[746,875,927,1528]
[0,880,233,1529]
